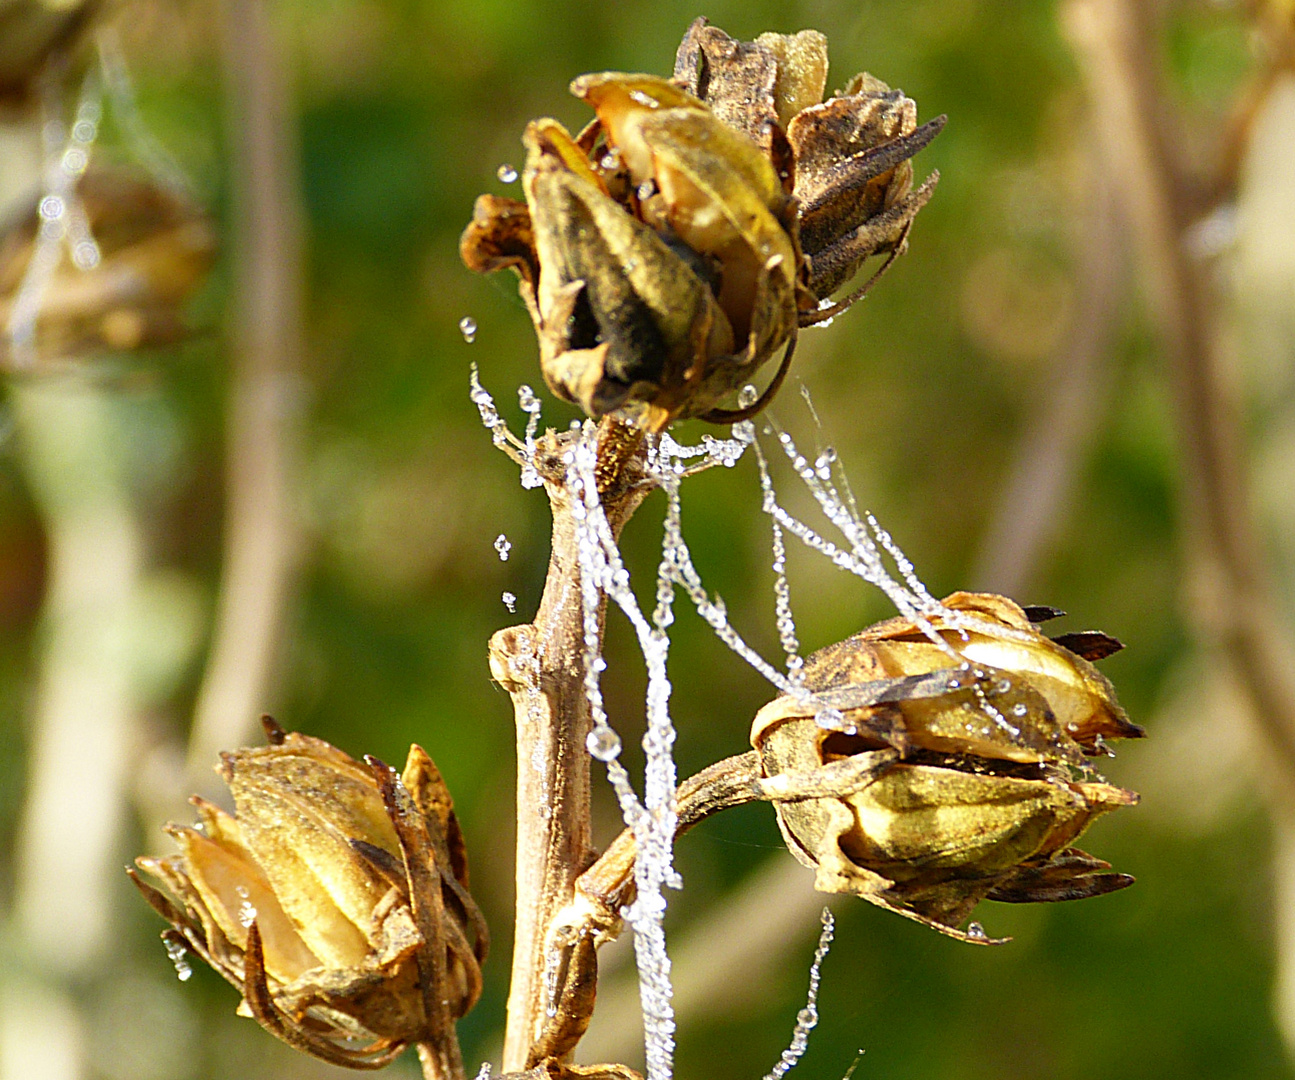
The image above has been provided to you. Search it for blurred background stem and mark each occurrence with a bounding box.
[971,154,1123,598]
[1065,0,1295,1052]
[185,0,304,793]
[2,382,144,1080]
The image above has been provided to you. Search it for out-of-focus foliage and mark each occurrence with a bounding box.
[0,1,1288,1078]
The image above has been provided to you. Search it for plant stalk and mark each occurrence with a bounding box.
[491,421,651,1071]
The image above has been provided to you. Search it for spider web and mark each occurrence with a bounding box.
[470,371,1023,1080]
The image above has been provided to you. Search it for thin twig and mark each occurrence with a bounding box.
[187,0,304,787]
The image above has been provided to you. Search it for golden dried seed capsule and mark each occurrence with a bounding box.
[751,591,1142,943]
[131,722,486,1068]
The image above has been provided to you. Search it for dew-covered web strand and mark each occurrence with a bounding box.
[754,434,803,683]
[468,371,1024,1078]
[566,430,680,1080]
[762,908,834,1080]
[766,415,942,633]
[759,414,1038,739]
[97,27,193,200]
[6,68,103,369]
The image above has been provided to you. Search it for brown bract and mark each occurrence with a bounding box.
[751,592,1143,943]
[131,719,487,1070]
[460,19,940,430]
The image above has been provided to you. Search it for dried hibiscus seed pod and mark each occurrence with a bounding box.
[460,20,940,430]
[131,718,487,1069]
[751,592,1143,943]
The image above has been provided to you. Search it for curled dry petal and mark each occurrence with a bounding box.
[751,592,1142,943]
[131,723,486,1068]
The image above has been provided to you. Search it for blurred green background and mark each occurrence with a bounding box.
[2,0,1292,1078]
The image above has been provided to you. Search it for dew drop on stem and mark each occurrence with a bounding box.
[586,727,622,761]
[163,935,192,982]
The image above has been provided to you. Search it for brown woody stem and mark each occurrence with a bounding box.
[491,419,653,1071]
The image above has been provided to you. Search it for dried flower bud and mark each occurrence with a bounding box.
[0,168,216,369]
[461,20,939,428]
[131,719,487,1069]
[751,592,1142,943]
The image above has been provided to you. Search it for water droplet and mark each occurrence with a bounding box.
[587,727,622,761]
[814,706,845,730]
[233,885,257,927]
[1012,702,1029,717]
[164,936,193,981]
[736,384,758,408]
[966,921,987,940]
[946,676,962,690]
[61,148,87,175]
[38,195,64,221]
[637,181,655,201]
[797,1006,818,1027]
[600,151,620,170]
[1094,734,1116,758]
[972,668,987,680]
[494,534,512,561]
[628,88,661,108]
[73,241,100,270]
[813,447,838,479]
[502,591,517,613]
[459,316,477,343]
[496,163,518,183]
[72,119,97,142]
[996,678,1012,694]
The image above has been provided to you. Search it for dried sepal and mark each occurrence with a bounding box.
[131,723,486,1068]
[673,18,943,319]
[751,592,1142,942]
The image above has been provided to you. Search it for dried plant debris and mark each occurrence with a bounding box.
[461,19,940,430]
[131,718,487,1069]
[0,0,101,105]
[751,592,1142,943]
[0,167,215,369]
